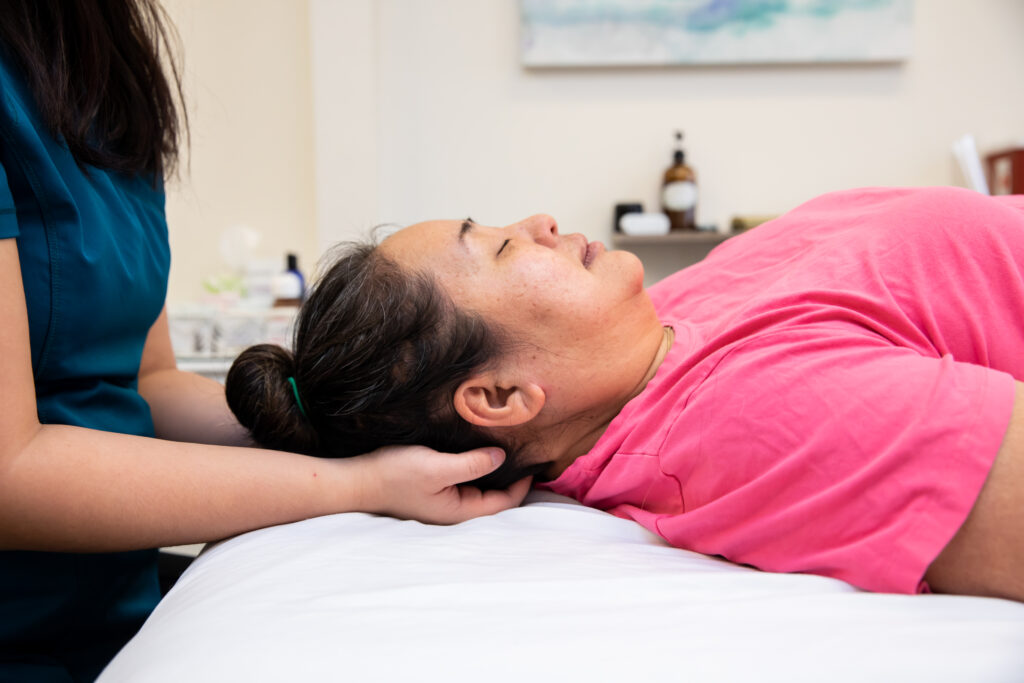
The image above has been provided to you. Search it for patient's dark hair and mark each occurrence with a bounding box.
[225,244,541,490]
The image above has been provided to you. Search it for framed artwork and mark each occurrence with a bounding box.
[520,0,913,67]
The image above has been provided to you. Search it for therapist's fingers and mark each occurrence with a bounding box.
[421,446,507,485]
[455,475,533,516]
[430,475,532,524]
[358,444,532,523]
[425,447,533,520]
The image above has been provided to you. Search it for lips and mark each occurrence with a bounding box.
[582,240,603,269]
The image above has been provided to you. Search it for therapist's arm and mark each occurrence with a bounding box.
[0,240,530,553]
[137,305,252,446]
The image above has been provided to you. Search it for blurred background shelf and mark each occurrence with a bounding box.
[612,231,734,247]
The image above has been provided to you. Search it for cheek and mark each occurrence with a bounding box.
[476,259,566,305]
[452,259,597,334]
[516,264,586,314]
[513,277,606,344]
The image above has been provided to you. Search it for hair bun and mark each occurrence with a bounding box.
[225,344,320,455]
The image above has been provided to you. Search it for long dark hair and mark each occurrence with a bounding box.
[0,0,186,178]
[225,244,543,490]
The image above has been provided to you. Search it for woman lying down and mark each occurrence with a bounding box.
[226,186,1024,602]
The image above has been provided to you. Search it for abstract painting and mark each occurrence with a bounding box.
[520,0,913,67]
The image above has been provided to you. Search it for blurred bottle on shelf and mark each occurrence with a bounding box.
[661,130,697,231]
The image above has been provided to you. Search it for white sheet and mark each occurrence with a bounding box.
[101,492,1024,682]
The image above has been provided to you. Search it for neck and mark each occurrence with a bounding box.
[540,324,676,479]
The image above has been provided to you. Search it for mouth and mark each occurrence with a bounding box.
[582,240,603,269]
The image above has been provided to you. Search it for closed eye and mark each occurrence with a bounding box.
[496,239,510,257]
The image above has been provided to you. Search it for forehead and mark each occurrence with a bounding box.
[379,219,459,261]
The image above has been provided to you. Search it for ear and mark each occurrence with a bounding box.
[453,373,546,428]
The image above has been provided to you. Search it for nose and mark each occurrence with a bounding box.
[513,214,559,247]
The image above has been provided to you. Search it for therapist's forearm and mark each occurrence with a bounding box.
[139,367,252,447]
[0,423,366,552]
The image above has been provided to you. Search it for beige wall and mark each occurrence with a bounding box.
[162,0,317,303]
[165,0,1024,301]
[314,0,1024,285]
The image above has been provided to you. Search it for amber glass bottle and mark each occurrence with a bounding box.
[661,131,697,231]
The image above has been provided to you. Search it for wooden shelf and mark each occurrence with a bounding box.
[612,231,734,247]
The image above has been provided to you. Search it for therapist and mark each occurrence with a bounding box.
[0,2,530,680]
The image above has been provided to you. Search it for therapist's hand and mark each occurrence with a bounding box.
[353,445,532,525]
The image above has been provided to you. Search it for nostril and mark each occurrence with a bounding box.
[534,213,558,241]
[543,214,558,235]
[516,214,560,245]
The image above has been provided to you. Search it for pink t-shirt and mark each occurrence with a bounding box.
[544,186,1024,594]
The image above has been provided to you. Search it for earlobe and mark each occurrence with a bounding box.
[454,377,545,428]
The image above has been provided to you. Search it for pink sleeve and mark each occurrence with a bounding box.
[993,194,1024,213]
[652,325,1015,594]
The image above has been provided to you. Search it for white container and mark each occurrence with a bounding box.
[169,306,299,360]
[619,212,671,236]
[242,258,279,309]
[168,303,217,358]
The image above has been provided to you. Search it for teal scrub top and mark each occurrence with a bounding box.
[0,48,171,681]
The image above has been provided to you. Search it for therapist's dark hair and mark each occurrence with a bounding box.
[225,243,544,491]
[0,0,186,179]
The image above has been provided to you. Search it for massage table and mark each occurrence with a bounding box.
[100,491,1024,681]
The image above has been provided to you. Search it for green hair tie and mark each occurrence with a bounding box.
[286,376,308,418]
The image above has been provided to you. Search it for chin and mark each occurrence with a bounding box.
[598,249,648,301]
[619,251,647,293]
